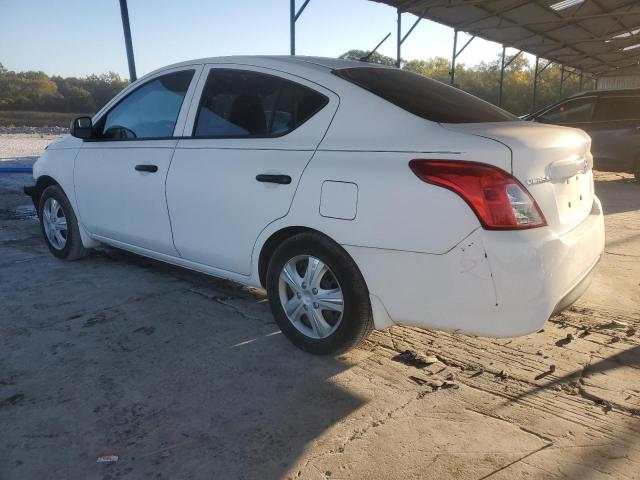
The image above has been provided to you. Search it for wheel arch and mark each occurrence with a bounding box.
[33,174,99,249]
[32,175,61,209]
[257,226,315,288]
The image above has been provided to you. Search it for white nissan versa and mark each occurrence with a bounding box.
[25,56,605,354]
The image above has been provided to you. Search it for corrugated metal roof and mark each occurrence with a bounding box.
[372,0,640,76]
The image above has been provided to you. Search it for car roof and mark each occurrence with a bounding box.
[145,55,391,79]
[569,88,640,98]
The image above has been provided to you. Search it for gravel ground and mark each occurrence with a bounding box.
[0,132,64,161]
[0,126,68,136]
[1,133,639,479]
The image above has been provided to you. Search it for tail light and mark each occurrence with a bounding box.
[409,160,546,230]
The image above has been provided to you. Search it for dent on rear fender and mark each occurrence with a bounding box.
[345,228,499,332]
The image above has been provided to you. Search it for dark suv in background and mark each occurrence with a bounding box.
[525,89,640,180]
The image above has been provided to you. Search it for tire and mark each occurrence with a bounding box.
[38,185,88,260]
[266,231,373,355]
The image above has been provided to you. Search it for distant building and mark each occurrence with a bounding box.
[597,75,640,90]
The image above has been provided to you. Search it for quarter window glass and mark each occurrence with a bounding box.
[538,97,594,123]
[593,97,640,122]
[101,70,194,139]
[194,69,328,137]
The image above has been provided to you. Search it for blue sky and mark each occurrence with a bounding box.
[1,0,515,79]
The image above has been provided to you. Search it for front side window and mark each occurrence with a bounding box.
[538,97,595,124]
[99,70,194,139]
[193,69,328,137]
[593,96,640,122]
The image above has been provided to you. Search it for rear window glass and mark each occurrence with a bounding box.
[332,67,517,124]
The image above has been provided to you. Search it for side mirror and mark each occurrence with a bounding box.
[70,116,93,139]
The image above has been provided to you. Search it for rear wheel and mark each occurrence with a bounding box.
[39,185,88,260]
[266,232,373,355]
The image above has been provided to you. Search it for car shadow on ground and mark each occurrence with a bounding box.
[0,239,366,479]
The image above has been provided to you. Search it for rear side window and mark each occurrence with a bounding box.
[100,70,194,139]
[332,67,516,124]
[193,69,328,137]
[537,97,595,124]
[593,96,640,122]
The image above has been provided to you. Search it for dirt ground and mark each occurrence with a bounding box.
[1,134,639,480]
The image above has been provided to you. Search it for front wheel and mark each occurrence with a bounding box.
[38,185,88,260]
[266,232,373,355]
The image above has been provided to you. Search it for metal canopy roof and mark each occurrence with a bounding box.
[372,0,640,76]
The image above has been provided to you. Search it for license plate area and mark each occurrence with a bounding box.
[553,171,593,225]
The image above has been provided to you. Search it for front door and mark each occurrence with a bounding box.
[74,67,201,255]
[166,65,338,275]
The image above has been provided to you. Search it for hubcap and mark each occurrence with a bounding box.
[278,255,344,339]
[42,198,67,250]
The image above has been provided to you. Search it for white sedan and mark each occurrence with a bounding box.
[25,56,605,354]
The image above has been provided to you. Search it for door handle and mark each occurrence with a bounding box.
[256,174,292,185]
[135,164,158,173]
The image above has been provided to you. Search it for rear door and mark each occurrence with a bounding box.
[588,95,640,171]
[166,65,338,275]
[75,66,201,255]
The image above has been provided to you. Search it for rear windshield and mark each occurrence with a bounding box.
[333,67,517,124]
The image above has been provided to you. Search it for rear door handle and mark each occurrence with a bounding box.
[135,164,158,173]
[256,174,291,185]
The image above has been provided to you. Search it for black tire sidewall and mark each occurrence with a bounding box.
[266,232,371,355]
[38,185,82,259]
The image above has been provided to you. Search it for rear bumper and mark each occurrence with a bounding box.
[345,196,605,337]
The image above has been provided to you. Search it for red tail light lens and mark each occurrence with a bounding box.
[409,160,546,230]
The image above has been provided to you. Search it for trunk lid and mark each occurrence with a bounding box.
[442,121,594,234]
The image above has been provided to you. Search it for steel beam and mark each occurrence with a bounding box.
[396,9,402,67]
[531,56,540,113]
[499,46,506,107]
[498,47,523,106]
[450,30,458,84]
[290,0,311,55]
[119,0,136,81]
[579,71,584,91]
[450,30,475,85]
[396,10,422,68]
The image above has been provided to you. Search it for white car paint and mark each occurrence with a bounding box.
[31,55,605,337]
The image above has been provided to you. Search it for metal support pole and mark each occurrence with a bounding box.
[396,10,402,68]
[450,30,475,86]
[499,46,506,107]
[290,0,295,55]
[450,29,458,85]
[119,0,136,81]
[531,56,540,113]
[290,0,311,56]
[595,76,600,90]
[560,65,565,97]
[395,11,421,69]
